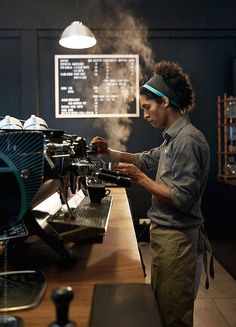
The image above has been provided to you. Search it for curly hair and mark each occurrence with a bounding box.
[140,60,195,113]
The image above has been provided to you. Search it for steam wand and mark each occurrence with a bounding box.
[59,179,75,218]
[44,149,75,219]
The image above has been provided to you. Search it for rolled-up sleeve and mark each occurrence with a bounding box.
[169,135,203,212]
[134,147,161,171]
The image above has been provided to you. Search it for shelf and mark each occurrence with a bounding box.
[217,94,236,181]
[217,98,236,104]
[218,123,236,127]
[218,174,236,179]
[218,151,236,154]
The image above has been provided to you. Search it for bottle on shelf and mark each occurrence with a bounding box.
[217,93,236,181]
[226,97,233,122]
[226,96,236,122]
[227,96,236,152]
[226,156,236,175]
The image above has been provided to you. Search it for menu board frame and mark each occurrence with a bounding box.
[54,54,140,118]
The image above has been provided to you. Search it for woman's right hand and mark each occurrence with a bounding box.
[90,136,109,155]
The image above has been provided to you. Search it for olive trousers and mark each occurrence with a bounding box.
[150,222,200,327]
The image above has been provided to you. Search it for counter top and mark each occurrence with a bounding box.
[1,187,144,327]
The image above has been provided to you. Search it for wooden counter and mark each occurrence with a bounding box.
[1,188,145,327]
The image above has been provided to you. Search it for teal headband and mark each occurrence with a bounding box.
[142,84,181,109]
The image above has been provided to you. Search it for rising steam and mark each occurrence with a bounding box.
[90,1,154,151]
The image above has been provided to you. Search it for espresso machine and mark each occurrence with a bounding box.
[0,125,131,262]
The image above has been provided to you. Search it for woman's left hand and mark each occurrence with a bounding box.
[117,163,145,184]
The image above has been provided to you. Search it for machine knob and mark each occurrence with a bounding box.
[49,286,77,327]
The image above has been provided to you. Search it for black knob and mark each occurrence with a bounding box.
[49,286,77,327]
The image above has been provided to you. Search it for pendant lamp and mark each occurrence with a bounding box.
[59,21,97,49]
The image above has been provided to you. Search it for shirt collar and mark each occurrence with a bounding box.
[162,115,191,142]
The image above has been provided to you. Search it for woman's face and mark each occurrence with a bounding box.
[140,95,168,129]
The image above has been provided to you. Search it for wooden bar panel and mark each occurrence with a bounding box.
[1,188,144,327]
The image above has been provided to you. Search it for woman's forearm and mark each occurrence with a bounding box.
[107,148,136,164]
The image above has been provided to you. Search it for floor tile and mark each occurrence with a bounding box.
[214,298,236,327]
[194,298,230,327]
[208,279,236,298]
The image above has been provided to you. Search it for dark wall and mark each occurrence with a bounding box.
[1,0,236,220]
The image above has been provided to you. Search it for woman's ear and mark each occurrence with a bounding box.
[162,96,170,108]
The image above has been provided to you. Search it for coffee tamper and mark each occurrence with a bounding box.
[48,286,77,327]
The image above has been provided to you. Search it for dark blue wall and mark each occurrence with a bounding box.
[1,0,236,220]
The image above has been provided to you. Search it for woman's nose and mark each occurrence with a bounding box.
[143,109,149,120]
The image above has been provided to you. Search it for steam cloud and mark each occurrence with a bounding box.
[89,1,154,151]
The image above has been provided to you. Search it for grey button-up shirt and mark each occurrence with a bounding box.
[134,115,210,228]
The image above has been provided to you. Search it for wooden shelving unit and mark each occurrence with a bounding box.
[217,93,236,181]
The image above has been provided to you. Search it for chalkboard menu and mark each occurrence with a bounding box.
[55,54,139,118]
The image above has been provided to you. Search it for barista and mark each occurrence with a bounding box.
[91,60,210,327]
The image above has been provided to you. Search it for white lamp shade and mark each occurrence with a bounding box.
[59,21,97,49]
[0,115,22,129]
[23,115,48,130]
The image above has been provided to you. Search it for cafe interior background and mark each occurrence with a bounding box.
[0,0,236,278]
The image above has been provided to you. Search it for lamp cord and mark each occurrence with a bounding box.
[75,0,78,21]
